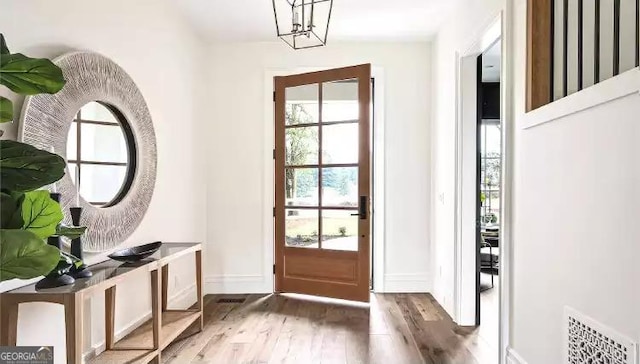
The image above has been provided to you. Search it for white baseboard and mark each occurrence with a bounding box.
[204,274,270,294]
[382,273,430,293]
[83,283,197,362]
[168,282,198,309]
[506,347,528,364]
[205,273,432,294]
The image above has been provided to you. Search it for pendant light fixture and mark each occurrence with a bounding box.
[272,0,334,50]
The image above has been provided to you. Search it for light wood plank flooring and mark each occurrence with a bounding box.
[162,293,494,364]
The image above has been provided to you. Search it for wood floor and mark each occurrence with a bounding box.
[162,293,495,364]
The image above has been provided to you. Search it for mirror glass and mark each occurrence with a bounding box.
[66,101,135,207]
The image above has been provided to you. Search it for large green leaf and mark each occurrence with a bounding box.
[0,34,9,55]
[0,140,66,192]
[22,190,63,239]
[0,96,12,123]
[0,229,60,281]
[55,225,86,240]
[61,251,83,269]
[0,192,24,229]
[51,250,73,276]
[0,53,65,95]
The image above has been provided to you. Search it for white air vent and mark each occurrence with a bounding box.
[565,306,638,364]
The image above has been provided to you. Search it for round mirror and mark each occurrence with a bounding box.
[66,101,136,207]
[21,52,157,252]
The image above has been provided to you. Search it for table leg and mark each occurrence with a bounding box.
[195,250,203,331]
[105,286,116,350]
[0,296,18,346]
[150,269,161,350]
[64,294,83,364]
[162,265,169,312]
[150,352,161,364]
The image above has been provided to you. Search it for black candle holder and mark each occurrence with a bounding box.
[37,192,75,289]
[47,193,62,249]
[69,206,92,279]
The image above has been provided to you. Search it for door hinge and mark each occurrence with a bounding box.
[273,264,276,274]
[273,91,276,102]
[273,149,276,159]
[273,207,276,217]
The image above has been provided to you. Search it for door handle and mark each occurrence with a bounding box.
[351,196,368,220]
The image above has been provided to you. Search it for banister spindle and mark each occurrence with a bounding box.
[636,0,640,67]
[550,0,556,102]
[578,0,584,90]
[613,0,621,76]
[594,0,601,84]
[563,0,568,97]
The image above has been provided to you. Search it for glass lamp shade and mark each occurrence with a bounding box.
[272,0,333,49]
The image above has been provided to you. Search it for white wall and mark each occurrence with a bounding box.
[0,1,207,362]
[432,0,640,362]
[206,42,432,294]
[511,0,640,362]
[430,0,504,316]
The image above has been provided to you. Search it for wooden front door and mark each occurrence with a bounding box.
[274,64,371,302]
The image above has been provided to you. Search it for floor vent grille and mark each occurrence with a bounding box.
[216,297,246,303]
[565,306,638,364]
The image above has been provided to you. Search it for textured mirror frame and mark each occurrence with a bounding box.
[19,52,157,252]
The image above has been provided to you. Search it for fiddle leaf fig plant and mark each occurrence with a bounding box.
[55,225,87,240]
[0,35,14,124]
[0,229,60,281]
[0,140,66,191]
[0,96,11,123]
[0,34,8,55]
[0,192,23,229]
[0,53,65,96]
[0,34,65,99]
[0,33,85,282]
[21,190,64,239]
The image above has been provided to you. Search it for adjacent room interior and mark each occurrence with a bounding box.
[478,38,502,355]
[0,1,639,363]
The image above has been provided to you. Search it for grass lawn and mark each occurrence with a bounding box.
[286,216,358,238]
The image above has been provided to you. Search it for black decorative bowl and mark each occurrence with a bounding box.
[108,241,162,263]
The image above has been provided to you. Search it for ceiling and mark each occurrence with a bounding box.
[175,0,461,42]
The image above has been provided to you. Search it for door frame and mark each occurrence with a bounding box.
[262,66,386,294]
[453,4,514,363]
[273,65,372,302]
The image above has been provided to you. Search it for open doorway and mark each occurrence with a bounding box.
[264,67,385,298]
[476,39,502,351]
[274,65,372,302]
[454,13,508,363]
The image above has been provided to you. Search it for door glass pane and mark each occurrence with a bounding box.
[322,79,359,122]
[286,209,319,249]
[321,209,358,251]
[285,84,319,125]
[321,167,358,207]
[285,168,318,207]
[485,124,501,156]
[485,158,500,188]
[322,123,358,164]
[285,126,318,166]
